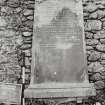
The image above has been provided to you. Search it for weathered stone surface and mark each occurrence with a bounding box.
[100,39,105,44]
[88,51,100,61]
[0,17,7,27]
[94,0,105,4]
[25,57,31,66]
[86,46,94,50]
[89,12,97,19]
[94,81,105,89]
[23,21,33,29]
[15,7,22,13]
[0,0,24,83]
[86,50,92,56]
[23,9,33,16]
[7,0,20,7]
[94,30,105,39]
[23,37,32,43]
[25,74,30,81]
[84,3,97,12]
[100,69,105,76]
[85,32,94,39]
[0,6,12,13]
[15,36,23,45]
[25,68,31,73]
[0,0,6,5]
[25,2,35,9]
[100,60,105,65]
[27,16,34,20]
[95,90,105,103]
[90,73,102,81]
[4,30,16,37]
[23,32,32,37]
[101,53,105,60]
[89,10,105,19]
[24,50,31,57]
[21,16,27,22]
[96,44,105,52]
[83,12,89,18]
[88,62,104,73]
[20,27,32,32]
[85,20,102,31]
[0,54,8,64]
[20,44,32,50]
[86,39,99,46]
[102,21,105,28]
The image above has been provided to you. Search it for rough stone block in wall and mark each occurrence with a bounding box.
[90,73,102,81]
[94,30,105,39]
[89,10,105,19]
[23,9,34,16]
[86,45,94,50]
[86,39,99,46]
[85,20,102,31]
[87,51,101,62]
[96,44,105,52]
[100,39,105,44]
[88,62,104,73]
[94,81,105,90]
[85,32,94,39]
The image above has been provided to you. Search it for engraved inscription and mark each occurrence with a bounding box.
[33,0,86,83]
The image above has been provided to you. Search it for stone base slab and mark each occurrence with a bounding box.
[24,83,96,99]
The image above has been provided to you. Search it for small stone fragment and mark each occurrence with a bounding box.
[86,39,99,46]
[94,81,105,89]
[94,30,105,39]
[24,50,31,57]
[23,21,33,29]
[86,46,94,50]
[23,9,33,16]
[27,16,34,20]
[101,53,105,60]
[23,32,32,37]
[25,57,31,66]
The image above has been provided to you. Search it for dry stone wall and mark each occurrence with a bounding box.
[83,0,105,104]
[0,0,34,83]
[0,0,105,104]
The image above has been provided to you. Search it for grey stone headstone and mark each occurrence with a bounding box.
[24,0,96,99]
[32,0,87,83]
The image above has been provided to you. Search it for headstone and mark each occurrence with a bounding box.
[24,0,96,99]
[0,83,22,104]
